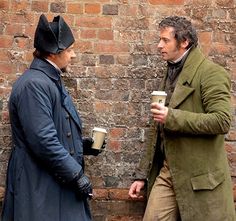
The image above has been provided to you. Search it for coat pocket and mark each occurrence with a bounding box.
[190,170,225,191]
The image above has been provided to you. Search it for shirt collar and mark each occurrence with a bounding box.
[169,47,192,64]
[45,59,62,73]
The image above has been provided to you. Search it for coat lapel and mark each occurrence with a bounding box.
[60,83,82,131]
[168,48,205,108]
[169,83,195,108]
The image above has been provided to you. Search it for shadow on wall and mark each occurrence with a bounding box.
[0,186,4,214]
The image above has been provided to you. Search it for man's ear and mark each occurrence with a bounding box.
[181,40,190,50]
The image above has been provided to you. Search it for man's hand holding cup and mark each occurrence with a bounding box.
[151,91,168,124]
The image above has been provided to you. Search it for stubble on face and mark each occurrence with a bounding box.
[60,67,68,73]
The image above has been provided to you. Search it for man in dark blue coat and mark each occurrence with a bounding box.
[1,14,103,221]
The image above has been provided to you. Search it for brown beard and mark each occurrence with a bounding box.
[60,67,67,73]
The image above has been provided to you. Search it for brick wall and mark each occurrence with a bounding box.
[0,0,235,220]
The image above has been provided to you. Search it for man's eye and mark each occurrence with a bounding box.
[154,38,160,43]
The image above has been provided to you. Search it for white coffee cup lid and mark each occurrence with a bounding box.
[93,127,107,133]
[151,91,167,96]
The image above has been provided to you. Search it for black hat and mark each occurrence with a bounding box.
[34,14,75,54]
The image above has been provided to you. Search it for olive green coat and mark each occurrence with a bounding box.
[135,47,236,221]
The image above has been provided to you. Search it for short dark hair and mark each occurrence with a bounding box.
[159,16,198,49]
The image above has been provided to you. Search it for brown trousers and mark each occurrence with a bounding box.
[143,161,180,221]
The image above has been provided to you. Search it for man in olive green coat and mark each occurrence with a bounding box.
[129,16,236,221]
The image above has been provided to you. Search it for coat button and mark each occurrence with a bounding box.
[67,132,71,137]
[66,114,69,119]
[70,149,74,155]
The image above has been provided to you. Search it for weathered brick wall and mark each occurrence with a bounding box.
[0,0,235,220]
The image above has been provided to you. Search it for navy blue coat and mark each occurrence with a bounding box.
[1,58,92,221]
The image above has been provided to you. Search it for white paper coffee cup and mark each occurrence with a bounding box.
[151,91,167,106]
[91,127,107,150]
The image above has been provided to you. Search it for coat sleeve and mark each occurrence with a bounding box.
[165,63,232,135]
[14,78,82,183]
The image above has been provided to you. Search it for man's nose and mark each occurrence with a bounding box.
[157,41,163,49]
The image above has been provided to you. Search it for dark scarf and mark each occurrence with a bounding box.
[157,48,191,156]
[164,50,190,106]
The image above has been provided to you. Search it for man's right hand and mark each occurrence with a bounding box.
[75,174,93,199]
[128,180,145,199]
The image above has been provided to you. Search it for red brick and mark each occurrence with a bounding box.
[103,4,118,15]
[116,55,132,65]
[149,0,184,4]
[98,30,113,40]
[80,29,97,39]
[216,0,234,7]
[14,37,31,49]
[24,19,36,35]
[199,31,212,45]
[2,111,9,123]
[11,1,31,11]
[85,3,101,14]
[119,5,138,16]
[0,77,5,84]
[25,50,34,63]
[199,31,212,55]
[93,188,109,199]
[32,1,48,12]
[85,0,109,2]
[0,62,13,74]
[211,43,232,55]
[225,142,233,153]
[0,1,9,10]
[95,66,110,78]
[94,42,129,53]
[9,13,34,24]
[75,40,93,53]
[50,2,65,13]
[76,17,112,28]
[0,36,13,48]
[109,128,126,139]
[0,50,10,62]
[108,188,130,200]
[226,131,236,141]
[118,31,142,42]
[5,24,24,36]
[94,102,112,112]
[107,140,121,152]
[212,32,227,44]
[67,3,83,14]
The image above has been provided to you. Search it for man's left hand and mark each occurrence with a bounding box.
[83,137,106,156]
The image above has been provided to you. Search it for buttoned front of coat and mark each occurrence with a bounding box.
[135,48,236,221]
[1,58,92,221]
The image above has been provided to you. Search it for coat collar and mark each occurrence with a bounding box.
[160,47,205,108]
[30,57,61,81]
